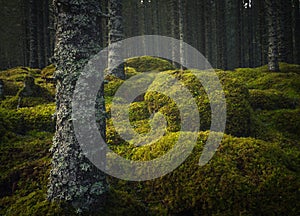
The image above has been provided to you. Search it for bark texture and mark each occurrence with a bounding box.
[265,0,280,72]
[48,0,108,211]
[108,0,125,79]
[29,0,38,68]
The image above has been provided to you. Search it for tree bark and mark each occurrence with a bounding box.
[28,0,38,68]
[178,0,184,69]
[265,0,280,72]
[108,0,125,79]
[48,0,108,211]
[292,0,300,64]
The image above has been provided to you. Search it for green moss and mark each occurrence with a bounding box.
[41,65,56,79]
[257,109,300,139]
[125,66,139,79]
[110,132,300,215]
[0,104,55,135]
[129,101,150,122]
[144,70,253,137]
[106,119,128,146]
[100,189,148,216]
[0,96,53,109]
[1,63,300,215]
[125,56,175,72]
[0,67,56,99]
[255,62,300,73]
[247,72,300,98]
[104,75,124,97]
[1,80,22,96]
[0,74,53,109]
[249,89,298,110]
[2,190,75,216]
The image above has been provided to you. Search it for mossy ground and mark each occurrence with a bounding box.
[0,59,300,215]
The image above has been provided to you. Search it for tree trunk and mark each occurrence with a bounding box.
[216,0,227,69]
[178,0,184,69]
[204,0,212,67]
[265,0,280,72]
[108,0,125,79]
[28,0,38,68]
[292,0,300,64]
[43,0,51,66]
[48,0,108,211]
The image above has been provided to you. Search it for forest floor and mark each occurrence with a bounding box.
[0,57,299,215]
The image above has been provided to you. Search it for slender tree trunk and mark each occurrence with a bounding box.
[43,0,51,66]
[36,0,45,68]
[204,0,212,67]
[265,0,280,71]
[292,0,300,64]
[48,0,108,211]
[28,0,38,68]
[108,0,125,79]
[170,0,179,67]
[178,0,184,69]
[216,0,227,69]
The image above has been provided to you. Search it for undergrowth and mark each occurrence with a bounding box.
[0,59,299,215]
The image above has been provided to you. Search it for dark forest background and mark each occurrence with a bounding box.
[0,0,299,70]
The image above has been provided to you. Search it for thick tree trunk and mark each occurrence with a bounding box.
[265,0,280,72]
[108,0,125,79]
[48,0,108,211]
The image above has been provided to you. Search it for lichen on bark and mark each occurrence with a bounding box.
[48,0,108,211]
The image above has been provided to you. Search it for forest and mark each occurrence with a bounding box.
[0,0,300,215]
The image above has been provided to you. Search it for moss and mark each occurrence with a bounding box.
[144,70,253,137]
[249,89,298,110]
[1,80,22,96]
[0,67,56,98]
[2,190,75,216]
[125,56,175,72]
[110,132,300,215]
[0,104,55,135]
[255,62,300,73]
[129,101,151,122]
[247,72,300,98]
[1,63,300,215]
[257,109,300,139]
[100,189,148,216]
[0,96,53,109]
[41,65,56,79]
[125,66,139,79]
[104,75,124,97]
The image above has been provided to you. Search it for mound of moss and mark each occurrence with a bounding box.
[249,89,298,110]
[125,56,175,72]
[143,70,253,137]
[109,132,300,215]
[0,104,55,135]
[257,108,300,140]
